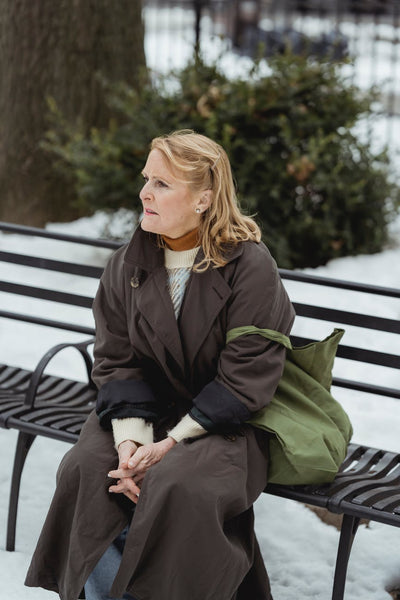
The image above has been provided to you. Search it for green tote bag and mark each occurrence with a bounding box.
[226,327,353,486]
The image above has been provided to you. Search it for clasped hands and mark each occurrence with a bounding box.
[108,437,176,504]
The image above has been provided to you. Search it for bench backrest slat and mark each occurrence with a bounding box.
[0,281,93,309]
[0,310,95,335]
[0,224,113,337]
[0,250,104,279]
[280,269,400,298]
[337,344,400,370]
[293,302,400,334]
[332,377,400,400]
[291,335,400,370]
[0,220,122,250]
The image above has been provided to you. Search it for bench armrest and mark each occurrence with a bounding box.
[24,337,96,408]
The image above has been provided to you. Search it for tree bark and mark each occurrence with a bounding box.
[0,0,146,226]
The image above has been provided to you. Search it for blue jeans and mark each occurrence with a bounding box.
[84,528,136,600]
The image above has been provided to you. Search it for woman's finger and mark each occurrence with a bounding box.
[123,490,140,504]
[127,445,155,470]
[110,440,173,481]
[118,440,138,469]
[109,478,141,497]
[108,481,125,493]
[108,467,136,479]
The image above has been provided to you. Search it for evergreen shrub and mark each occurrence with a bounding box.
[43,52,400,268]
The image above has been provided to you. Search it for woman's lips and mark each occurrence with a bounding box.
[145,208,158,215]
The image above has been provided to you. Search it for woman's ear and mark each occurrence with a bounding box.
[196,190,212,213]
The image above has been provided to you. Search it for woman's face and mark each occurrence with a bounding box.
[140,149,206,239]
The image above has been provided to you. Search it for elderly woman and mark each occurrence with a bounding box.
[25,130,295,600]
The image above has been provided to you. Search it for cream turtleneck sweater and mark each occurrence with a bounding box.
[111,244,207,448]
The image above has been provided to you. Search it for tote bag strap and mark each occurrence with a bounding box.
[226,326,292,350]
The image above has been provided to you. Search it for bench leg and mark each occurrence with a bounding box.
[6,431,36,551]
[331,514,360,600]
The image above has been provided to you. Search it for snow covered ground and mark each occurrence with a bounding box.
[0,211,399,599]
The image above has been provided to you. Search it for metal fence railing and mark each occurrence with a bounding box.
[142,0,400,161]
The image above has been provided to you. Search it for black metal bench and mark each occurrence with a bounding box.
[0,221,120,552]
[1,222,399,600]
[267,269,400,599]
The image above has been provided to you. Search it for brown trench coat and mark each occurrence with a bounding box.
[25,227,295,600]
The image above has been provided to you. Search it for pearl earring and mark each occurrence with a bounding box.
[195,208,201,214]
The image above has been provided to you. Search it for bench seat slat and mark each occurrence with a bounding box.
[36,379,82,401]
[0,402,30,426]
[36,389,96,408]
[1,374,33,390]
[352,486,400,510]
[33,413,90,429]
[336,450,398,480]
[29,376,64,395]
[36,382,92,403]
[266,444,400,529]
[328,473,400,506]
[334,447,384,477]
[337,444,364,470]
[0,365,31,385]
[0,365,96,411]
[68,421,88,434]
[0,402,92,427]
[52,416,91,431]
[374,496,400,513]
[18,404,94,422]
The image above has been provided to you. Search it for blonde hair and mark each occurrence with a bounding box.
[150,130,261,271]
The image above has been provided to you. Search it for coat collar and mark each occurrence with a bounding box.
[123,225,243,270]
[124,227,164,270]
[123,226,243,373]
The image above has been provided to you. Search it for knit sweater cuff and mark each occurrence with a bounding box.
[112,417,154,449]
[168,413,207,443]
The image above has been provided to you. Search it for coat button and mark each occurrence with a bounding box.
[130,276,140,288]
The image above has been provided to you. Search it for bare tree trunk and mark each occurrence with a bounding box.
[0,0,146,226]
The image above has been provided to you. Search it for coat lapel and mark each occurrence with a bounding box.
[124,226,244,376]
[135,265,186,373]
[179,265,232,370]
[124,228,186,373]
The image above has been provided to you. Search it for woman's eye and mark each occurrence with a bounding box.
[155,180,168,188]
[142,175,149,183]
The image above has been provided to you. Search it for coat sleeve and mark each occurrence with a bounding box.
[92,249,159,430]
[189,242,295,432]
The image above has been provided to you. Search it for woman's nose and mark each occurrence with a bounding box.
[139,181,152,201]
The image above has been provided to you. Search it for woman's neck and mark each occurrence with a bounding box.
[162,227,200,251]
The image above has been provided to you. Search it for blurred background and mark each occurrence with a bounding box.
[145,0,400,130]
[142,0,400,175]
[0,0,399,269]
